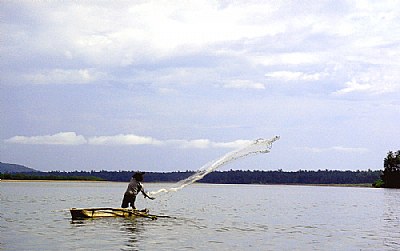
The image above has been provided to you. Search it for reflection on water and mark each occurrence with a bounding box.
[119,219,141,250]
[383,189,400,250]
[1,181,400,250]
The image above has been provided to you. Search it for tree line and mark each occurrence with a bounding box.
[3,150,399,187]
[1,169,381,185]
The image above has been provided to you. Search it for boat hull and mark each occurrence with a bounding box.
[70,207,156,220]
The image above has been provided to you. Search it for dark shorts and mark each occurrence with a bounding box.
[121,192,136,209]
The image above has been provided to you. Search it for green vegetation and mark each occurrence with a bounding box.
[0,161,389,186]
[372,179,384,188]
[380,150,400,188]
[198,169,380,185]
[1,169,380,185]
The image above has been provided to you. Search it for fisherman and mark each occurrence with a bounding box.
[121,172,155,210]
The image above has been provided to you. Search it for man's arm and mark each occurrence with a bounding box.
[141,189,155,200]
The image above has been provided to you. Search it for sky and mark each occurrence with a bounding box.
[1,1,399,172]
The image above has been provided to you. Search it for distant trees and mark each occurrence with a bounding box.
[380,150,400,188]
[199,169,380,185]
[1,169,382,185]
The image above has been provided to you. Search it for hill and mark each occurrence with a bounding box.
[0,162,39,173]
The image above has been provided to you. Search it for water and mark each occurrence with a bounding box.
[1,181,400,250]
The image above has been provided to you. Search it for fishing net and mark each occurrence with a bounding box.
[150,136,280,196]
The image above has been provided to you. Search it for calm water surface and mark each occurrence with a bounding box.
[1,181,399,250]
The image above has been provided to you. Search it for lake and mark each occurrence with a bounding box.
[1,181,399,250]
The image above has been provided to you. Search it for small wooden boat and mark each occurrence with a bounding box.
[70,207,165,220]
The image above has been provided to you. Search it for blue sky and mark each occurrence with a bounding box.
[1,1,399,172]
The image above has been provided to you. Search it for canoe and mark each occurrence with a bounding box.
[70,207,160,220]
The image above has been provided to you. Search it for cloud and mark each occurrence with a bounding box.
[1,1,287,68]
[253,52,322,66]
[333,79,373,95]
[23,69,105,85]
[3,1,400,97]
[88,134,163,146]
[4,132,87,145]
[334,69,400,95]
[211,140,253,149]
[222,80,265,89]
[299,146,369,154]
[171,139,212,149]
[5,132,252,149]
[265,71,324,81]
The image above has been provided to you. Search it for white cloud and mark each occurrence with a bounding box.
[174,139,212,149]
[5,132,251,149]
[4,1,400,94]
[333,79,373,95]
[212,140,253,149]
[23,69,104,85]
[265,71,324,81]
[9,1,286,67]
[253,52,322,66]
[121,1,284,52]
[222,80,265,89]
[334,69,400,95]
[4,132,87,145]
[88,134,163,146]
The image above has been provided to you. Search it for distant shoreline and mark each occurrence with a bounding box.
[0,179,373,187]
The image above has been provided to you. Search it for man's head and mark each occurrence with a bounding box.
[133,172,145,181]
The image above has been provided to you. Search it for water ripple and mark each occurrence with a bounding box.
[1,182,400,250]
